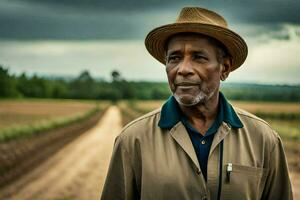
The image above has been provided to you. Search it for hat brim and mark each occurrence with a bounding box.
[145,23,248,71]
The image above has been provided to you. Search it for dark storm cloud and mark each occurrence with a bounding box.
[0,0,299,39]
[21,0,300,23]
[0,0,139,39]
[10,0,194,11]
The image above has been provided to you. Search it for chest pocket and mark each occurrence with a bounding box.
[222,164,268,200]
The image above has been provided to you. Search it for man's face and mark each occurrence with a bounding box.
[165,34,226,106]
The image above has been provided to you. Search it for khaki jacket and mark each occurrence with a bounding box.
[101,107,293,200]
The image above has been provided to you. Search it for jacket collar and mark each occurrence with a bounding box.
[158,92,243,129]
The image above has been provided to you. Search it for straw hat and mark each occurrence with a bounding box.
[145,7,248,71]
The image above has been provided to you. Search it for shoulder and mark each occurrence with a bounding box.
[233,106,271,127]
[114,108,163,154]
[233,106,280,147]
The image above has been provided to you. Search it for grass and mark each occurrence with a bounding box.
[230,101,300,114]
[267,119,300,140]
[0,107,102,142]
[117,101,144,126]
[0,100,110,142]
[122,100,164,114]
[0,100,109,128]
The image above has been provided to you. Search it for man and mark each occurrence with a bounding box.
[101,7,292,200]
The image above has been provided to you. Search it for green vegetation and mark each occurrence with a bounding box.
[1,65,300,101]
[269,120,300,140]
[117,101,144,126]
[221,83,300,102]
[1,64,299,140]
[0,66,170,100]
[0,106,102,142]
[254,112,300,120]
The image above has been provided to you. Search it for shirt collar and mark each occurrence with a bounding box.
[158,92,243,129]
[158,95,181,128]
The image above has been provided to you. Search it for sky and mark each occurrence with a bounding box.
[0,0,299,84]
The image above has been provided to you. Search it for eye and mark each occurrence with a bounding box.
[193,54,207,61]
[167,55,181,63]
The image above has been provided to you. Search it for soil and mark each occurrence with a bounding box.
[0,101,96,128]
[0,106,121,200]
[0,106,298,199]
[0,109,104,188]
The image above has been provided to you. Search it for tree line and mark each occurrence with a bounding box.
[1,65,300,101]
[0,66,170,100]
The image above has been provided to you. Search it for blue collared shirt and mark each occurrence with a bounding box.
[158,92,243,181]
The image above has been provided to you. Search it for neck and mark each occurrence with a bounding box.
[179,92,220,134]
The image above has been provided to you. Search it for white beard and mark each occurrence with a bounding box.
[173,89,215,107]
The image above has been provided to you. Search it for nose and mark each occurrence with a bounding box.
[177,56,194,76]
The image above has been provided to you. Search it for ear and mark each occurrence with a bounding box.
[220,57,231,81]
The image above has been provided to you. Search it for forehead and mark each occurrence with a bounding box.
[166,33,216,53]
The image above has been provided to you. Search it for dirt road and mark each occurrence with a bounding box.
[0,106,122,200]
[0,105,299,199]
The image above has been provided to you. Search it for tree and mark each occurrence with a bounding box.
[0,66,19,98]
[17,73,52,98]
[69,70,97,99]
[111,70,121,82]
[51,79,68,98]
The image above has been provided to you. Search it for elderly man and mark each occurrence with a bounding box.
[101,7,292,200]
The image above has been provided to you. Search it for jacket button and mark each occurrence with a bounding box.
[196,169,201,175]
[201,195,207,200]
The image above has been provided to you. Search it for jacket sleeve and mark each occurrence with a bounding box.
[261,133,293,200]
[100,135,139,200]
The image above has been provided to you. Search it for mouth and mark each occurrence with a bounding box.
[175,82,201,90]
[175,82,200,87]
